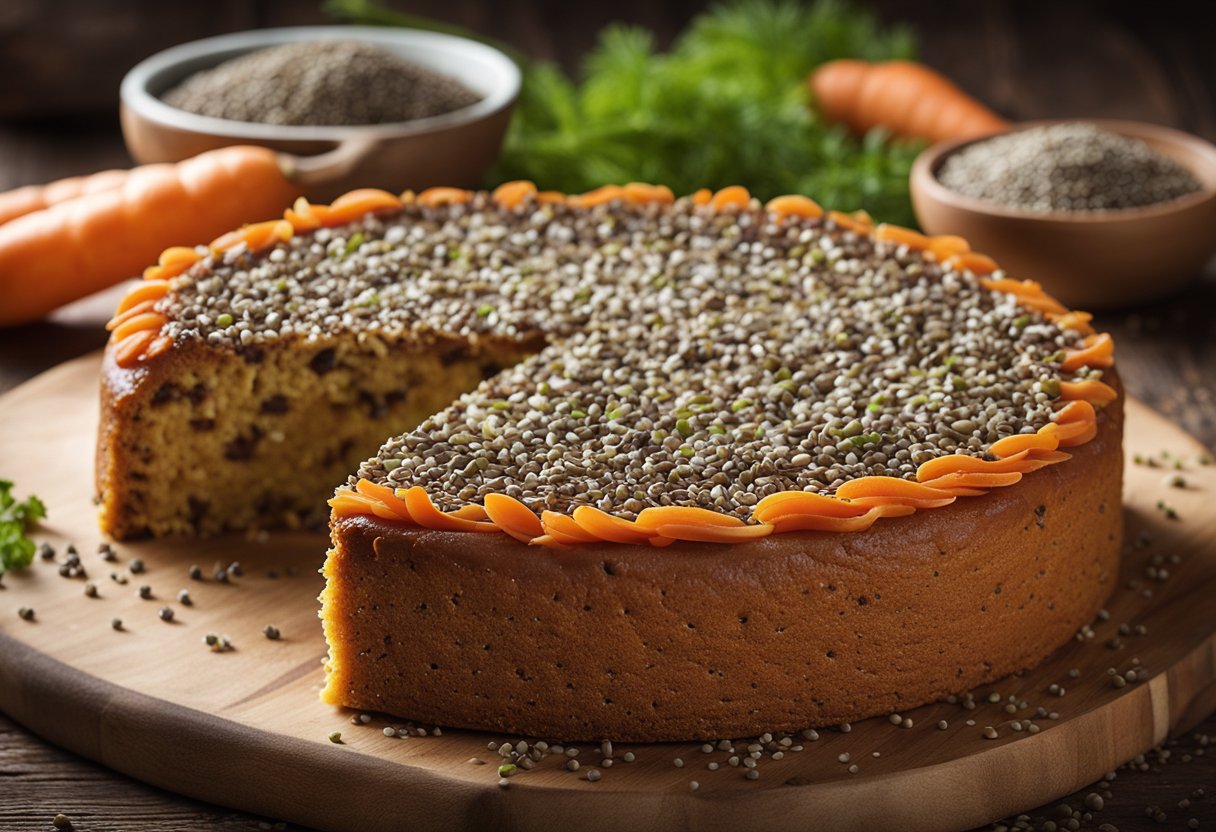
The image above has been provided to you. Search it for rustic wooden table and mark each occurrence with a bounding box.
[1,2,1213,830]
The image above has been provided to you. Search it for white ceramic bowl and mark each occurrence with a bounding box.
[120,26,522,199]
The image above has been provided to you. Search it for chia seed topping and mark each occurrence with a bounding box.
[154,193,1094,520]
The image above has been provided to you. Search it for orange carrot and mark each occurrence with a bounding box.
[809,59,1008,144]
[0,168,130,226]
[0,145,299,328]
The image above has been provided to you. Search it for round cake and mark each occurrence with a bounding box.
[98,181,1121,741]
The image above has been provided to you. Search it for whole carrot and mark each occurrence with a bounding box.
[0,168,131,226]
[809,59,1009,144]
[0,146,300,328]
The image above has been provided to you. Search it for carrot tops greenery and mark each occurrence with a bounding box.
[327,0,922,225]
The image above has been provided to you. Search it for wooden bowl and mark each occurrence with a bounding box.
[910,120,1216,309]
[120,26,520,201]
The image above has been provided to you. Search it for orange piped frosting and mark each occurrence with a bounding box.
[107,182,1117,546]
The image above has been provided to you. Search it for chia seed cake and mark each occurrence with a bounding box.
[99,181,1122,741]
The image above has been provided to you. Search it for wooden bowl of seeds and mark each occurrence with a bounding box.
[120,26,520,201]
[911,119,1216,309]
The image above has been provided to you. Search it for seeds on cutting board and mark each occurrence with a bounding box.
[937,122,1203,212]
[128,558,145,574]
[111,617,123,631]
[84,581,98,598]
[204,633,233,652]
[161,40,482,127]
[17,606,34,621]
[263,624,281,640]
[158,606,175,622]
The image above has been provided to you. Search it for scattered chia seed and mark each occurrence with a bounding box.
[128,558,145,574]
[111,617,123,630]
[263,624,282,640]
[84,581,98,598]
[38,542,55,560]
[177,589,192,605]
[189,564,203,580]
[138,585,152,600]
[17,606,33,621]
[158,606,174,622]
[161,41,482,127]
[204,633,233,652]
[938,123,1203,213]
[98,543,117,562]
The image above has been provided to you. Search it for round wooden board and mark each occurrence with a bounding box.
[1,354,1214,832]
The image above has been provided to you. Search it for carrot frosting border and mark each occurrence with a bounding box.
[104,182,1117,546]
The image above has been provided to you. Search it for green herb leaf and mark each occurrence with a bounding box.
[0,480,46,575]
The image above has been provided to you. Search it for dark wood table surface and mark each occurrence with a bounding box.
[1,2,1214,830]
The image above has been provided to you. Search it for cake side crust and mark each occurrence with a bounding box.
[319,387,1123,741]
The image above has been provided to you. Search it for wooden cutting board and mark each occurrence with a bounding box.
[0,354,1213,832]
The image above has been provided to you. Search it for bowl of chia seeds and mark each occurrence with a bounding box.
[120,27,521,200]
[911,120,1216,308]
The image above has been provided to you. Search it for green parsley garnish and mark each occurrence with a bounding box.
[0,480,46,575]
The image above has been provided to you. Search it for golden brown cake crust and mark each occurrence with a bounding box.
[320,384,1122,741]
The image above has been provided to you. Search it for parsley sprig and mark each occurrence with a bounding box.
[0,480,47,575]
